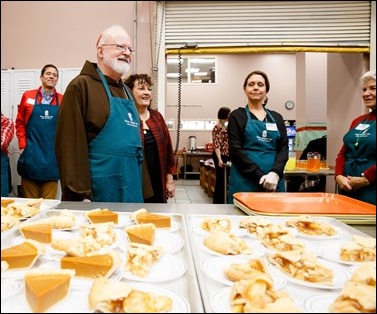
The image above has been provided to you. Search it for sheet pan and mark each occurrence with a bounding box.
[185,213,375,313]
[1,209,203,313]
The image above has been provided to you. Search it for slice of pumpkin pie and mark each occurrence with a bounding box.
[24,269,75,313]
[1,239,45,269]
[60,249,121,279]
[85,208,119,224]
[125,223,156,245]
[20,223,52,244]
[131,208,171,229]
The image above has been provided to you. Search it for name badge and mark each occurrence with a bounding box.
[26,98,35,105]
[355,123,369,131]
[266,123,278,131]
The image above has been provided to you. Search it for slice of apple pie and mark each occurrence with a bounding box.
[230,273,301,313]
[268,249,334,285]
[124,242,164,277]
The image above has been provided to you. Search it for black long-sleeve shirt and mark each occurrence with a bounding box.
[228,107,288,184]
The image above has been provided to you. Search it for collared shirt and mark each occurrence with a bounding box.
[1,114,15,156]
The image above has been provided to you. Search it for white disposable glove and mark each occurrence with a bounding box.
[259,172,279,191]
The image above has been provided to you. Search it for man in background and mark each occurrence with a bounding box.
[15,64,63,199]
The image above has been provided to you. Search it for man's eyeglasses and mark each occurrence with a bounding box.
[101,44,135,55]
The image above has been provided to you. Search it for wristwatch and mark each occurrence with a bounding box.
[361,172,370,185]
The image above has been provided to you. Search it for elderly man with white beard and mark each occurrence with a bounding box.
[55,25,143,203]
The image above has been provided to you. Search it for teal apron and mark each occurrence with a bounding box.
[228,106,285,203]
[1,151,10,196]
[88,68,143,203]
[340,119,376,205]
[17,97,59,180]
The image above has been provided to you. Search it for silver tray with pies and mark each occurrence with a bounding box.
[185,213,375,313]
[1,209,203,313]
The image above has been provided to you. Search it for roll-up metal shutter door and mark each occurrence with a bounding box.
[164,1,371,49]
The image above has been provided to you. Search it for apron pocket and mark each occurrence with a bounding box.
[91,174,124,202]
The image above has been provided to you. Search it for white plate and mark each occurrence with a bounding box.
[121,255,186,282]
[318,240,365,266]
[2,288,91,313]
[268,258,351,290]
[191,224,247,237]
[197,237,259,257]
[210,287,232,313]
[201,256,285,290]
[294,225,347,240]
[38,260,123,290]
[1,279,23,300]
[303,293,339,313]
[125,282,191,313]
[120,232,184,254]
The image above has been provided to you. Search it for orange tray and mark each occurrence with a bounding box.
[233,192,376,224]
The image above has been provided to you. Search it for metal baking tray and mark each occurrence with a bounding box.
[1,197,61,239]
[1,209,203,313]
[233,192,376,225]
[185,213,375,313]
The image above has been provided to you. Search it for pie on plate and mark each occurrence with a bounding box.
[131,208,171,229]
[89,278,173,313]
[85,208,119,224]
[125,223,156,246]
[1,239,45,269]
[61,249,121,279]
[24,269,75,313]
[20,223,52,244]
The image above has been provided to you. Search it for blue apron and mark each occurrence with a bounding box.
[17,97,59,180]
[340,119,376,205]
[228,106,285,203]
[1,151,10,196]
[88,68,143,203]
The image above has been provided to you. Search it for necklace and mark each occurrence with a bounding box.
[354,117,376,148]
[140,110,150,134]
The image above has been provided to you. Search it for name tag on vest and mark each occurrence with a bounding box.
[266,123,278,131]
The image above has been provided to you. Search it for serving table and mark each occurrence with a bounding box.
[1,200,375,313]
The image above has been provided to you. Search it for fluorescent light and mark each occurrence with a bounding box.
[185,68,199,73]
[190,58,215,64]
[193,72,208,76]
[167,73,180,78]
[167,59,182,64]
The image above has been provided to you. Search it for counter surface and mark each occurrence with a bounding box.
[56,202,375,238]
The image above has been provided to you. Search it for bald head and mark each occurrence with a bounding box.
[96,25,133,81]
[96,25,130,47]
